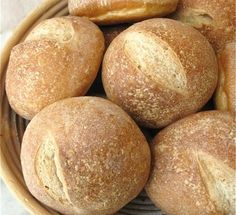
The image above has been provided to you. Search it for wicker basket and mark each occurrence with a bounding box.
[0,0,164,214]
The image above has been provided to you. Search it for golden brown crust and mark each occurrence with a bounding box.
[21,97,151,215]
[68,0,178,25]
[6,16,105,120]
[102,18,218,128]
[173,0,236,51]
[215,42,236,114]
[146,111,236,215]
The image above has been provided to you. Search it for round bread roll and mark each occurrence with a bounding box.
[146,111,236,215]
[21,97,151,215]
[215,42,236,114]
[101,24,130,49]
[102,18,218,128]
[173,0,236,51]
[6,16,104,120]
[68,0,179,25]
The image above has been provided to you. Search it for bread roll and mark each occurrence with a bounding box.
[173,0,235,51]
[146,111,236,215]
[101,24,130,49]
[102,18,218,128]
[21,97,150,215]
[215,42,236,114]
[6,16,104,120]
[68,0,179,25]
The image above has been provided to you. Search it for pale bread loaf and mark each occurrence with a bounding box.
[69,0,178,25]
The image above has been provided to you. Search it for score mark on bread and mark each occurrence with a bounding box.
[124,31,187,94]
[36,136,71,205]
[196,151,236,214]
[174,9,213,29]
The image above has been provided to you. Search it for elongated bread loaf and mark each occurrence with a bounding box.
[69,0,179,25]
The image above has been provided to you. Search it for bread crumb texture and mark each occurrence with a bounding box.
[146,111,236,215]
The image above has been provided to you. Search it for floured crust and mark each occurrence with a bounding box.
[21,97,151,215]
[25,17,75,43]
[146,111,236,215]
[6,16,105,120]
[68,0,178,25]
[102,18,218,128]
[196,152,236,214]
[215,42,236,114]
[123,30,187,94]
[173,0,236,51]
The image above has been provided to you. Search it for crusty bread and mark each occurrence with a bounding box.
[172,0,236,51]
[68,0,179,25]
[102,18,218,128]
[146,111,236,215]
[101,24,130,49]
[6,16,104,120]
[21,97,151,215]
[215,42,236,114]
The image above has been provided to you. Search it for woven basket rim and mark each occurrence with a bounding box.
[0,1,67,214]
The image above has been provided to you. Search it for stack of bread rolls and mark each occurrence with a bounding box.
[5,0,235,214]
